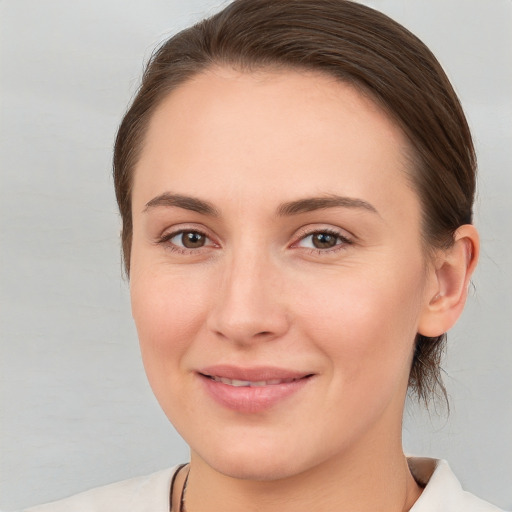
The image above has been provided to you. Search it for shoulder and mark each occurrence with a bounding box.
[23,466,179,512]
[408,457,505,512]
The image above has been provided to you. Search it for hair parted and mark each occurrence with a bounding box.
[113,0,476,405]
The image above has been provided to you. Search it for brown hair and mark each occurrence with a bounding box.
[113,0,476,404]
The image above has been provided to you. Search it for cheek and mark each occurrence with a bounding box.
[295,259,425,391]
[130,268,211,387]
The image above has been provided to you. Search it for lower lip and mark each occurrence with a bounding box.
[199,375,311,413]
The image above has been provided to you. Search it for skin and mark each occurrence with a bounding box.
[129,67,478,512]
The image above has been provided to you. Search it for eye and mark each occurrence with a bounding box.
[295,229,352,251]
[171,230,208,249]
[157,228,217,253]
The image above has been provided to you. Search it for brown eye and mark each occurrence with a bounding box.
[311,232,338,249]
[295,229,351,252]
[160,229,216,253]
[180,231,206,248]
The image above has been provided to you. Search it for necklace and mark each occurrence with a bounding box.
[179,468,189,512]
[169,464,189,512]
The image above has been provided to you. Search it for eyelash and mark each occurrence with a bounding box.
[156,227,353,255]
[156,228,215,255]
[292,228,353,255]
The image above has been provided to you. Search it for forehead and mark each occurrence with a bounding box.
[133,66,418,220]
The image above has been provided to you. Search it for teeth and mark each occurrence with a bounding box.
[210,376,298,387]
[229,379,252,387]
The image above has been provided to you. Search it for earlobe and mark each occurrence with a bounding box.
[418,225,479,337]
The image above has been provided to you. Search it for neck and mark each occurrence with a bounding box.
[178,440,422,512]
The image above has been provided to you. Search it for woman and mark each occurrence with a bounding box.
[24,0,505,510]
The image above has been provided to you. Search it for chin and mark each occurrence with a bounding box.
[189,428,335,482]
[202,450,306,481]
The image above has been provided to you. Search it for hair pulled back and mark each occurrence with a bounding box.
[113,0,476,404]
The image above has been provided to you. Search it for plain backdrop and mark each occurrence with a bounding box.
[1,0,511,510]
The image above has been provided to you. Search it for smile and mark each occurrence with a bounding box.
[207,376,303,387]
[198,366,313,413]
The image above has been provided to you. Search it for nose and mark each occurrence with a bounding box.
[207,248,290,345]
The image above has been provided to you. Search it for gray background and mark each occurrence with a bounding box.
[0,0,511,510]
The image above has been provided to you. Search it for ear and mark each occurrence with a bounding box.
[418,225,479,337]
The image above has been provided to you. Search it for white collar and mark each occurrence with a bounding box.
[407,457,503,511]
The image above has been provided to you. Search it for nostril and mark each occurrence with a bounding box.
[207,297,290,344]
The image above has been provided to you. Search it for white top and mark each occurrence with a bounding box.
[24,458,504,512]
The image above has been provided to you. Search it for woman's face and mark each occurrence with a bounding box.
[130,68,438,479]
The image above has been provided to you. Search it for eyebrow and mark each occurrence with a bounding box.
[143,192,378,217]
[143,193,219,216]
[277,195,378,216]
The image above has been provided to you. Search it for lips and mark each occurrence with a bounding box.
[198,365,313,413]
